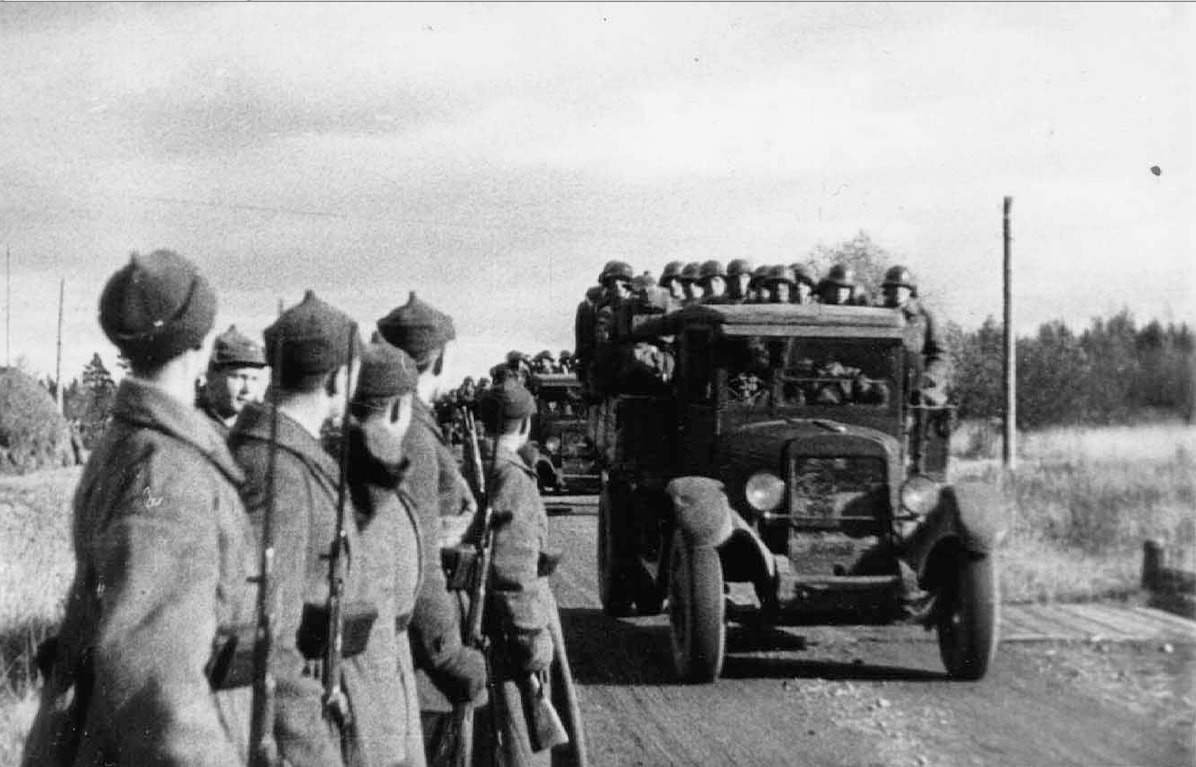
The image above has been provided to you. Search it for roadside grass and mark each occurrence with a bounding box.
[0,467,77,765]
[952,421,1195,604]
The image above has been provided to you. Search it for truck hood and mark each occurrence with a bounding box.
[717,418,902,475]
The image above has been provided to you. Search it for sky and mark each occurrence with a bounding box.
[0,2,1192,384]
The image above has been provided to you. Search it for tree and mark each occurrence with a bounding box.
[808,230,892,295]
[77,352,117,448]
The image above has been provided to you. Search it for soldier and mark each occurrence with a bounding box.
[816,263,863,306]
[23,250,258,765]
[658,260,687,302]
[679,261,703,303]
[375,292,488,758]
[881,265,952,405]
[789,264,817,305]
[198,323,268,436]
[531,350,555,375]
[347,339,427,767]
[556,350,574,373]
[697,259,728,303]
[726,258,754,303]
[572,283,603,395]
[747,264,770,303]
[468,379,587,766]
[230,289,402,766]
[505,350,533,385]
[763,265,797,304]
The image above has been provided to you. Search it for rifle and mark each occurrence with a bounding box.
[434,407,499,766]
[248,339,284,767]
[322,323,357,727]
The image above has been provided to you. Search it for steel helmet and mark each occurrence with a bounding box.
[882,265,918,296]
[790,263,816,288]
[680,262,702,283]
[600,260,634,284]
[825,263,856,287]
[749,264,770,289]
[727,258,754,278]
[764,264,796,286]
[658,260,685,286]
[698,259,726,281]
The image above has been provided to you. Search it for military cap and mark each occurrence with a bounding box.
[698,260,726,281]
[99,249,217,366]
[882,265,918,296]
[727,258,754,278]
[789,263,817,288]
[600,260,634,284]
[376,291,456,365]
[479,377,537,428]
[825,263,857,287]
[265,289,358,379]
[658,261,685,286]
[680,262,701,283]
[354,338,418,401]
[764,265,796,286]
[209,324,266,369]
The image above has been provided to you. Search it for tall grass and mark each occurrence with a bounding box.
[953,421,1195,602]
[0,467,77,765]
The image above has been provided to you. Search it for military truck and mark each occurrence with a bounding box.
[594,302,1004,682]
[528,372,600,494]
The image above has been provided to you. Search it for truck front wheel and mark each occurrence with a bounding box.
[937,551,999,680]
[598,475,635,616]
[668,530,725,682]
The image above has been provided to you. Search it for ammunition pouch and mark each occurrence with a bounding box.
[296,601,379,662]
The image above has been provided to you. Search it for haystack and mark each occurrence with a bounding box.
[0,368,77,474]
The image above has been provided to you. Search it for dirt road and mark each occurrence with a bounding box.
[545,499,1195,767]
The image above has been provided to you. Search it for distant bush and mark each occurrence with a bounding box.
[0,369,76,475]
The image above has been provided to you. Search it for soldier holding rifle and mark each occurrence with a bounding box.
[230,290,400,766]
[376,293,488,763]
[22,250,258,766]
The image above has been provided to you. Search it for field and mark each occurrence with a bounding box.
[0,423,1193,759]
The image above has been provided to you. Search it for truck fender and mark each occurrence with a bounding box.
[906,482,1007,578]
[666,476,734,548]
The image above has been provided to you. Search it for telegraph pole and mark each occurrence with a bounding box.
[56,278,65,413]
[1002,197,1016,469]
[5,245,10,368]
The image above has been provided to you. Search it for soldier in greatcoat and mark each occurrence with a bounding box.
[346,338,428,766]
[229,289,400,766]
[880,265,952,404]
[197,323,267,436]
[22,250,258,766]
[467,379,588,767]
[375,293,489,760]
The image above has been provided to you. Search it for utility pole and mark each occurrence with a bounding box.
[5,245,10,368]
[1002,196,1016,469]
[56,278,65,414]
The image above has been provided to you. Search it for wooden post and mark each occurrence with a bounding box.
[1002,197,1016,469]
[56,278,65,414]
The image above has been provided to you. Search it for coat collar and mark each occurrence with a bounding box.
[494,444,536,479]
[413,397,446,444]
[111,377,244,485]
[231,401,341,488]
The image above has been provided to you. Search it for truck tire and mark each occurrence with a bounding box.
[937,551,999,680]
[668,530,725,682]
[598,475,635,616]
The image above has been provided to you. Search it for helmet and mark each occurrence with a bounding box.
[825,263,856,287]
[727,258,754,278]
[631,272,656,293]
[533,350,553,362]
[658,260,684,286]
[600,260,634,284]
[764,264,796,286]
[882,265,918,296]
[506,350,528,366]
[698,259,726,281]
[680,262,701,283]
[559,350,572,360]
[749,264,770,289]
[790,263,816,287]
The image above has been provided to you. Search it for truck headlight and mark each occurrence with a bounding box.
[900,475,939,516]
[544,436,561,454]
[745,471,786,512]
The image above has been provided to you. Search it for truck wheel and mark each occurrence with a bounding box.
[668,531,725,682]
[598,476,635,616]
[634,566,665,616]
[937,551,999,680]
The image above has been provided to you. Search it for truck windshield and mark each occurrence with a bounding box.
[716,336,895,409]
